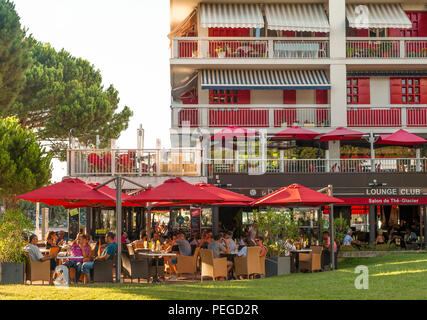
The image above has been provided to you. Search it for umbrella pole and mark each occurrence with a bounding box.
[328,185,335,271]
[116,176,122,283]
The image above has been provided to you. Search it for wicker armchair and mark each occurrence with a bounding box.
[259,255,266,277]
[234,246,261,279]
[121,244,149,283]
[299,246,323,272]
[199,249,227,281]
[177,247,200,279]
[24,252,50,285]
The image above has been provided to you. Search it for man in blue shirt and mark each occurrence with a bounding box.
[343,229,354,246]
[81,232,117,279]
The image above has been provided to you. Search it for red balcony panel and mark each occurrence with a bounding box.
[347,108,401,127]
[179,108,199,127]
[274,109,297,127]
[178,41,198,58]
[407,108,427,127]
[209,109,269,127]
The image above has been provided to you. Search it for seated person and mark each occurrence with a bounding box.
[405,228,418,244]
[63,234,90,283]
[225,232,238,253]
[256,237,268,257]
[343,229,361,248]
[284,238,296,256]
[376,230,385,245]
[56,231,68,246]
[208,234,233,273]
[81,232,117,280]
[132,231,147,249]
[198,231,212,249]
[168,233,192,280]
[24,234,58,284]
[45,231,59,249]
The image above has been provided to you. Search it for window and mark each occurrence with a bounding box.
[400,78,421,104]
[347,77,370,104]
[209,89,250,104]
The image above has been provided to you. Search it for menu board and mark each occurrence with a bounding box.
[190,208,201,236]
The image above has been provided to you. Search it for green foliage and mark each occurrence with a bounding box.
[0,210,33,263]
[0,117,51,208]
[334,217,349,246]
[9,40,133,160]
[253,208,300,257]
[0,0,31,112]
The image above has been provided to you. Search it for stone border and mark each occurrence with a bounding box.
[339,250,427,258]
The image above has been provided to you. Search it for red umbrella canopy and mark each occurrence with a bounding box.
[273,126,319,140]
[15,178,118,207]
[319,127,365,142]
[376,129,427,146]
[195,183,254,206]
[211,126,259,141]
[251,184,343,207]
[129,178,223,204]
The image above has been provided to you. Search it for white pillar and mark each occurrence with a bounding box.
[328,141,340,172]
[329,0,346,60]
[330,64,347,127]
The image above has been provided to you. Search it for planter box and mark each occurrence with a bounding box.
[0,262,24,284]
[265,256,291,277]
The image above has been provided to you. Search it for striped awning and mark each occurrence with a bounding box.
[264,3,330,32]
[200,3,264,29]
[201,70,331,90]
[346,4,412,29]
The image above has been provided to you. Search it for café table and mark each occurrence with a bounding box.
[56,255,84,261]
[291,249,312,273]
[138,251,176,283]
[40,248,50,255]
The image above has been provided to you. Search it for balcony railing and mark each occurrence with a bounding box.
[172,37,330,59]
[173,104,331,128]
[347,105,427,127]
[67,148,203,177]
[346,37,427,59]
[207,158,427,175]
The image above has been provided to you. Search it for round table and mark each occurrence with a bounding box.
[138,252,176,283]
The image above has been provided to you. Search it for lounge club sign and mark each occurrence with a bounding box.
[365,188,425,197]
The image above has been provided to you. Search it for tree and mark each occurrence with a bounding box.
[10,40,132,159]
[0,117,51,209]
[0,0,31,112]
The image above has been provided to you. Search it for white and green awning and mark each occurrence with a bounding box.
[264,3,330,32]
[199,3,264,29]
[346,4,412,29]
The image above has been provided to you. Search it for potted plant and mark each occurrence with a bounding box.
[215,46,228,58]
[0,210,33,284]
[254,208,299,277]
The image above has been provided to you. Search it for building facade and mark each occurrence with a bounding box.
[170,0,427,243]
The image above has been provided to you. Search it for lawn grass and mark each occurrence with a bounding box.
[1,253,427,300]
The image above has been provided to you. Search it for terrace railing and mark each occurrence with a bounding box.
[172,104,331,128]
[206,158,427,175]
[347,105,427,127]
[172,37,330,59]
[67,148,203,177]
[346,37,427,58]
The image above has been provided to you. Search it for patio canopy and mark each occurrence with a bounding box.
[272,126,320,140]
[201,69,331,90]
[265,3,330,32]
[211,126,259,141]
[376,129,427,146]
[15,178,119,207]
[251,184,343,207]
[128,178,223,205]
[319,127,366,142]
[200,3,264,29]
[346,4,412,29]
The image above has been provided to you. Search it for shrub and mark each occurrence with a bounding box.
[0,210,33,263]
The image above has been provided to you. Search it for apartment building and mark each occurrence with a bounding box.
[170,0,427,239]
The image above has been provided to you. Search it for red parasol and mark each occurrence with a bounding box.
[319,127,365,142]
[273,126,319,140]
[15,178,119,207]
[251,184,343,207]
[128,178,223,205]
[376,129,427,146]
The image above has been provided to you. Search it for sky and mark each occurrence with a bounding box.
[12,0,172,182]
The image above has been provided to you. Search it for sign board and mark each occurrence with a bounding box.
[68,209,80,240]
[190,208,201,236]
[365,188,427,197]
[341,197,427,205]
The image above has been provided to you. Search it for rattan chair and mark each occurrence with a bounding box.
[234,246,261,279]
[121,244,149,283]
[177,247,200,279]
[299,246,323,272]
[24,252,50,285]
[199,249,227,281]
